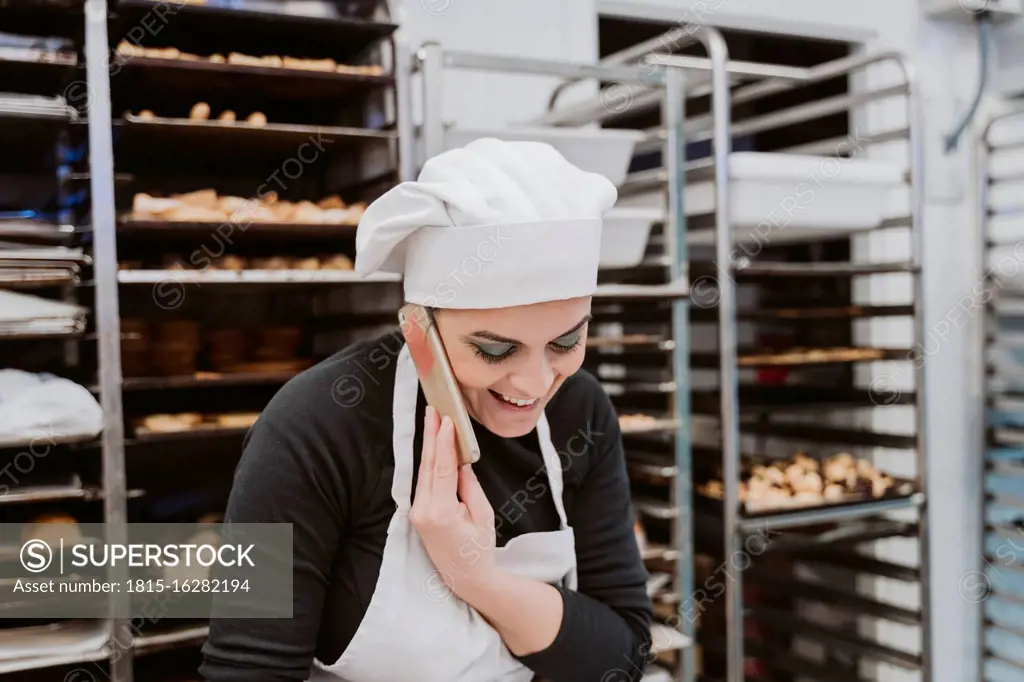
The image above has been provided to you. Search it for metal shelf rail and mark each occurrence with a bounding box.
[979,102,1024,682]
[403,38,702,682]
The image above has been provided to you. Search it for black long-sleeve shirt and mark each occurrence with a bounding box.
[199,330,652,682]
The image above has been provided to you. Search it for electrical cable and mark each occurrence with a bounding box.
[945,12,992,153]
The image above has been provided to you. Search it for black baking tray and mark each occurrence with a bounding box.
[694,476,920,522]
[114,56,393,102]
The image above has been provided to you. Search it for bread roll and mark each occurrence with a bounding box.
[137,109,156,120]
[131,193,181,219]
[218,110,236,122]
[246,111,268,127]
[216,413,261,429]
[176,189,218,209]
[317,195,346,210]
[189,102,211,120]
[209,53,226,63]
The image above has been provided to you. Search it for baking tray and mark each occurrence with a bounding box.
[115,56,393,101]
[689,304,914,322]
[117,269,399,285]
[437,126,646,186]
[120,370,302,391]
[116,116,394,161]
[600,207,662,268]
[119,218,360,240]
[694,476,919,521]
[112,0,396,62]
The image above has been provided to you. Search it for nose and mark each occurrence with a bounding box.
[508,355,556,398]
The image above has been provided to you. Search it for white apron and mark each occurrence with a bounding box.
[310,345,578,682]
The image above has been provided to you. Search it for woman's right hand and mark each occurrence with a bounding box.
[410,406,499,599]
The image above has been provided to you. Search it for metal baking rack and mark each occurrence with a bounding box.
[673,48,928,682]
[1,1,407,680]
[404,36,701,682]
[979,102,1024,682]
[527,31,931,682]
[0,0,135,677]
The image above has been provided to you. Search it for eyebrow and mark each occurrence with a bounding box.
[467,315,592,345]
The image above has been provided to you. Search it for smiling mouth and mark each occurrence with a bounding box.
[488,389,540,410]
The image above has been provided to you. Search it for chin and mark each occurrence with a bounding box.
[477,412,542,439]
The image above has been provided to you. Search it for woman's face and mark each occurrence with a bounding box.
[434,297,592,438]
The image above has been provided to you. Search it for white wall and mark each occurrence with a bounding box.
[391,0,599,130]
[396,0,989,679]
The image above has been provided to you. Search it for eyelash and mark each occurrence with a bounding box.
[472,336,583,364]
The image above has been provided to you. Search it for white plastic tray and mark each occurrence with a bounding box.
[990,146,1024,180]
[989,115,1024,148]
[623,152,905,245]
[990,179,1024,214]
[601,206,662,267]
[438,126,646,186]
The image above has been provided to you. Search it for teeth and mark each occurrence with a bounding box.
[499,393,537,407]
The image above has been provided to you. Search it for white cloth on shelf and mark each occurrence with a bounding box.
[354,137,617,310]
[0,369,103,446]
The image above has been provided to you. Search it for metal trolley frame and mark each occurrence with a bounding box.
[399,36,702,682]
[978,101,1024,682]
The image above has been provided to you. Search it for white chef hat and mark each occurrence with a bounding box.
[355,137,617,310]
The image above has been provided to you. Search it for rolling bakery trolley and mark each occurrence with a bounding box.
[653,47,931,682]
[0,0,404,680]
[980,101,1024,682]
[0,0,123,677]
[526,29,932,682]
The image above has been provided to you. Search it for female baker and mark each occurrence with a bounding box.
[199,138,653,682]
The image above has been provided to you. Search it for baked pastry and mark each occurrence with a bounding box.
[189,102,211,120]
[218,110,237,122]
[283,56,337,72]
[131,193,181,219]
[209,53,226,63]
[260,55,284,68]
[246,111,268,126]
[216,413,261,429]
[228,52,263,67]
[116,41,140,57]
[294,257,320,271]
[142,413,203,432]
[177,189,218,209]
[823,483,845,501]
[318,195,346,210]
[218,255,246,271]
[164,205,225,222]
[137,109,156,120]
[249,257,290,270]
[320,254,354,270]
[321,208,361,224]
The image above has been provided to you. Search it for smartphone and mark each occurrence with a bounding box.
[398,303,481,466]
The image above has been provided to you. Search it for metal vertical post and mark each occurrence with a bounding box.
[663,65,694,682]
[84,0,132,679]
[393,34,417,182]
[902,60,932,682]
[699,28,742,682]
[419,42,445,163]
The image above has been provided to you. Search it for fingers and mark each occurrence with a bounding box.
[415,405,440,501]
[458,465,495,529]
[430,415,460,502]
